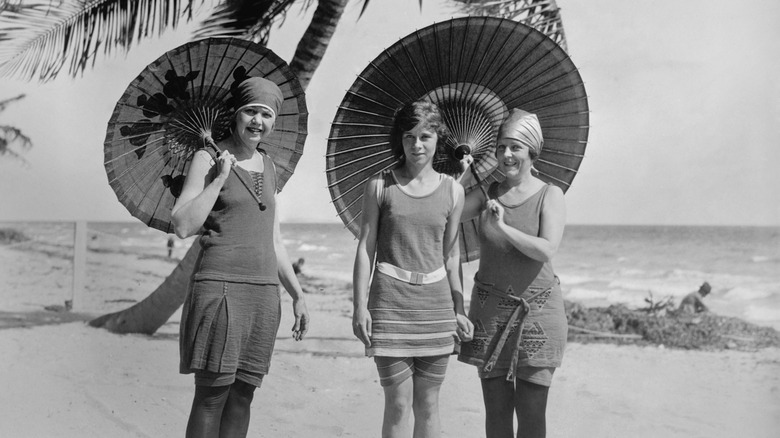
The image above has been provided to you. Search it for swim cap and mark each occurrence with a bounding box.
[497,108,543,156]
[233,77,283,118]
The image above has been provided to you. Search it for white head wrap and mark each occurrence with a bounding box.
[497,109,543,157]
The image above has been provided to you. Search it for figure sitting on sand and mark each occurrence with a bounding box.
[679,282,711,314]
[292,257,305,275]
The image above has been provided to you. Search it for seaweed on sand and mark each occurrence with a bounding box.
[0,228,29,245]
[566,301,780,351]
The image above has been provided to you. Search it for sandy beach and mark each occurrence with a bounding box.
[2,237,780,438]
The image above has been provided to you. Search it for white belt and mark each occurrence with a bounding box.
[376,262,447,285]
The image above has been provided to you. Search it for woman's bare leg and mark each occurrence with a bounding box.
[412,376,443,438]
[382,377,414,438]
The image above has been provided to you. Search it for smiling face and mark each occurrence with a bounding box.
[401,122,438,167]
[493,109,544,179]
[495,136,534,177]
[234,104,276,147]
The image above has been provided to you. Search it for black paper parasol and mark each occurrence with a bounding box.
[104,37,307,233]
[326,17,588,262]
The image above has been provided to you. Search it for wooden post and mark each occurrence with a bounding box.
[70,220,87,311]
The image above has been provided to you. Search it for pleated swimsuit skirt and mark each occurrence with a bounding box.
[179,278,281,380]
[179,155,281,385]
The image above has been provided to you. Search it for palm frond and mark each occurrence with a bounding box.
[0,0,200,82]
[0,125,33,165]
[193,0,301,43]
[0,93,25,112]
[355,0,418,18]
[453,0,568,52]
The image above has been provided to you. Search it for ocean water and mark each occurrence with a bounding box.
[3,221,779,330]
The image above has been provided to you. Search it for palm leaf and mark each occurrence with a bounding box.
[0,92,25,111]
[192,0,386,45]
[0,92,32,165]
[193,0,301,43]
[357,0,417,18]
[0,0,199,82]
[453,0,568,51]
[0,125,33,165]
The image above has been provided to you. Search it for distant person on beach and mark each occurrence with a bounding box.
[352,99,474,437]
[292,257,305,275]
[679,282,711,314]
[166,236,174,258]
[171,77,309,438]
[458,109,568,438]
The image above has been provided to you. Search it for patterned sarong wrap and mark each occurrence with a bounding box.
[459,274,566,382]
[478,276,558,383]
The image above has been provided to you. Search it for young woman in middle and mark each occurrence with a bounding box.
[352,99,474,438]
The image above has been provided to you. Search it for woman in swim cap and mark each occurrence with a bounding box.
[172,76,309,438]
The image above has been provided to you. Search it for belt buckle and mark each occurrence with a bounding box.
[410,271,423,285]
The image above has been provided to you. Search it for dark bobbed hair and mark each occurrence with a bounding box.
[525,145,540,162]
[389,99,450,163]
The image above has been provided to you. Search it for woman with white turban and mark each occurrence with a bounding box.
[458,109,567,438]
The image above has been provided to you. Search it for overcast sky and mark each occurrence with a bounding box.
[1,0,778,226]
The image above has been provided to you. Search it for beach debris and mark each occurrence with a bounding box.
[565,300,780,351]
[43,300,71,313]
[0,228,29,245]
[638,291,675,316]
[567,325,642,340]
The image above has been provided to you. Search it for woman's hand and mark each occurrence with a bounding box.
[455,313,474,342]
[457,154,476,185]
[216,150,237,179]
[352,306,372,347]
[291,298,309,341]
[459,154,474,173]
[484,199,505,223]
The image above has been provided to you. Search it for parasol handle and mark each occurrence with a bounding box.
[202,134,267,211]
[465,162,495,218]
[458,149,489,200]
[470,165,489,200]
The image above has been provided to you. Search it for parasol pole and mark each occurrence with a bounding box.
[469,164,490,199]
[201,130,267,211]
[455,145,489,200]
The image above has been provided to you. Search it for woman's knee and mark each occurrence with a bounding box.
[193,384,231,409]
[229,379,257,405]
[413,376,442,405]
[383,379,414,415]
[515,379,549,412]
[409,378,442,424]
[481,377,515,415]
